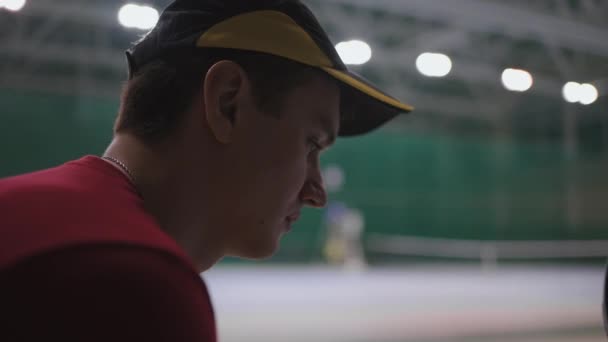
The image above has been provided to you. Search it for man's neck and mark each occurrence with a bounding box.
[103,134,224,272]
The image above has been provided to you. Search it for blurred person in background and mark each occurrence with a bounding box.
[323,202,367,270]
[0,0,413,341]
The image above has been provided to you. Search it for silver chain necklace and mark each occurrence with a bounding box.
[102,156,142,196]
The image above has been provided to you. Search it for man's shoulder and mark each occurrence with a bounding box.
[0,156,142,226]
[0,159,189,274]
[0,161,112,230]
[0,160,91,206]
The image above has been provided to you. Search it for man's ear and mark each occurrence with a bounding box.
[203,60,245,144]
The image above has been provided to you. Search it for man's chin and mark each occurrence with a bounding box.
[228,236,281,260]
[230,248,277,260]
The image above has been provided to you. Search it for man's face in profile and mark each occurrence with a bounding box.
[214,72,340,259]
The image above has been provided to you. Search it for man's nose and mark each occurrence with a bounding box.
[300,177,327,208]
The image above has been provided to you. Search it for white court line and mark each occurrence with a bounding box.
[366,234,608,259]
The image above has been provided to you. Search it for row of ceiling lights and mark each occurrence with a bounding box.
[338,41,599,106]
[2,1,600,105]
[115,4,602,106]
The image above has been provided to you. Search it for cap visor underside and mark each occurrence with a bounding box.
[321,67,413,136]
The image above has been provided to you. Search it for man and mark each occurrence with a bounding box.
[0,0,413,341]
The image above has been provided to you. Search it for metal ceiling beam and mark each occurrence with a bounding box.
[18,0,608,57]
[3,0,603,121]
[321,0,608,57]
[355,44,564,99]
[18,0,117,28]
[0,37,564,100]
[1,42,125,71]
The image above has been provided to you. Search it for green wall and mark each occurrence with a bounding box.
[0,89,115,176]
[2,90,606,262]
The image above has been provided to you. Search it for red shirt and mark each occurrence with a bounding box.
[0,156,216,341]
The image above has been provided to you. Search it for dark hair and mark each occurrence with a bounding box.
[115,49,325,143]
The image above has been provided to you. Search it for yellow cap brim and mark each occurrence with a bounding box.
[322,67,414,112]
[196,10,414,135]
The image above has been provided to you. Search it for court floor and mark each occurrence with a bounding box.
[204,264,606,342]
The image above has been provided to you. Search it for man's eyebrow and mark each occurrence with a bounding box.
[318,115,338,147]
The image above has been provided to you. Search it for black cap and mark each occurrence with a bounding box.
[126,0,414,136]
